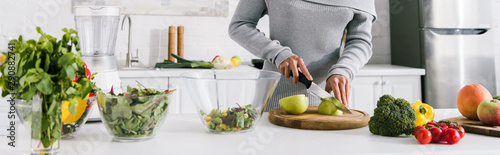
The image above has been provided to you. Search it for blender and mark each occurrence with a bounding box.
[74,6,122,93]
[74,6,122,120]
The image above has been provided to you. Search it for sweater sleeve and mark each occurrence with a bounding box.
[228,0,296,68]
[328,10,376,81]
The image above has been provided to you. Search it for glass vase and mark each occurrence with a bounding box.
[30,94,61,154]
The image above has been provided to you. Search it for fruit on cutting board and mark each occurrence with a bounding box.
[477,99,500,125]
[457,84,492,120]
[318,98,343,115]
[279,94,308,115]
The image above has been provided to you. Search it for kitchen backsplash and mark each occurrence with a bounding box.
[1,0,395,67]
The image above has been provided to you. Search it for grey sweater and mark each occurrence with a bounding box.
[229,0,377,111]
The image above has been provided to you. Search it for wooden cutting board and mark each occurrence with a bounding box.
[268,106,370,130]
[443,116,500,137]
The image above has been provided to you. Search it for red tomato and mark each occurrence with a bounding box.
[414,126,426,137]
[452,126,465,139]
[425,121,437,129]
[443,128,461,144]
[415,128,432,144]
[438,123,448,129]
[429,127,443,143]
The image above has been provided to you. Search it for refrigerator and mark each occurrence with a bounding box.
[390,0,496,108]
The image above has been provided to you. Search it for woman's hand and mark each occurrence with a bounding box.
[278,56,313,83]
[325,74,351,108]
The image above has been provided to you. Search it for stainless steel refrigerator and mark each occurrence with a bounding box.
[390,0,496,108]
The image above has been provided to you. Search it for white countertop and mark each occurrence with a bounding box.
[3,109,499,155]
[357,64,425,76]
[117,64,425,78]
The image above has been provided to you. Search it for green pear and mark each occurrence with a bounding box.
[279,94,309,114]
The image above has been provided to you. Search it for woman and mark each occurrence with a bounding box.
[229,0,377,111]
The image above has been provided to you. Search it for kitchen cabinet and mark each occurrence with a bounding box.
[167,77,197,114]
[350,75,422,115]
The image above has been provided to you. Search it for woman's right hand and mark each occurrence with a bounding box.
[278,56,313,83]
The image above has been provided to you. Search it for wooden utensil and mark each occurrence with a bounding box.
[177,26,184,58]
[168,26,176,62]
[268,106,370,130]
[442,116,500,137]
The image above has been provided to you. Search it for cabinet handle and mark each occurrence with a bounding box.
[382,81,389,85]
[375,80,382,85]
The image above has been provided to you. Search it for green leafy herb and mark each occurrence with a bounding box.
[98,83,174,138]
[202,104,259,132]
[0,27,98,148]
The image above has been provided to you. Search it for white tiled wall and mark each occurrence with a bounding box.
[0,0,392,66]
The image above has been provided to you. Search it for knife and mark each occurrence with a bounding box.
[296,72,352,114]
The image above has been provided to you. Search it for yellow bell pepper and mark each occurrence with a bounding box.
[412,100,435,126]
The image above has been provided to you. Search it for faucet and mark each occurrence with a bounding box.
[121,14,139,68]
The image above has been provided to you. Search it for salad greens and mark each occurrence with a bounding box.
[99,83,174,138]
[0,27,97,148]
[202,104,259,132]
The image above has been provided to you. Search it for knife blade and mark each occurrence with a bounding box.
[297,71,352,114]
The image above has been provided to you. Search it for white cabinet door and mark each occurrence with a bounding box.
[350,75,422,115]
[382,76,422,103]
[120,77,169,91]
[168,77,197,114]
[350,76,383,115]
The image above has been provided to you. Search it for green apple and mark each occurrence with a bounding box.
[318,98,344,115]
[477,99,500,125]
[279,94,309,115]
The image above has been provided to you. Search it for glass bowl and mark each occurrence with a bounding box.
[181,70,281,134]
[61,96,97,139]
[97,92,173,142]
[14,96,97,139]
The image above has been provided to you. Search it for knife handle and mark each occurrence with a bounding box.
[297,71,312,88]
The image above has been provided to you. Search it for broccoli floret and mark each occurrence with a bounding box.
[377,94,395,107]
[369,94,416,137]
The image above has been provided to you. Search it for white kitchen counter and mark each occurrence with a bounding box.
[357,64,425,76]
[3,109,499,155]
[116,64,425,78]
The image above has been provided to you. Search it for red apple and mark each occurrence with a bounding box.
[477,99,500,126]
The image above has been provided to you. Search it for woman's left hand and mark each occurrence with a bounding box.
[325,74,351,108]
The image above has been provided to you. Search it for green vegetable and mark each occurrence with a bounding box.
[99,82,174,138]
[202,104,259,132]
[0,27,97,148]
[154,53,213,68]
[368,94,417,137]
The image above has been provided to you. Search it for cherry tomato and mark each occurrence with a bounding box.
[443,128,461,144]
[427,121,437,126]
[414,126,426,138]
[415,128,432,144]
[452,126,465,139]
[425,121,437,129]
[438,123,448,129]
[429,127,443,143]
